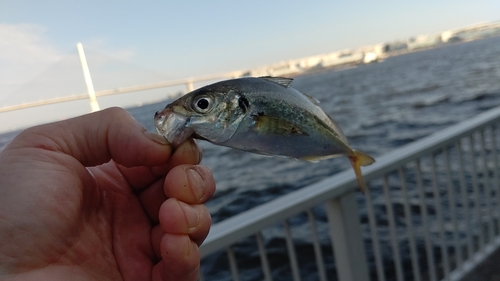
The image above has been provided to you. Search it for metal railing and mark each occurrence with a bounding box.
[199,105,500,281]
[0,43,244,114]
[0,72,242,114]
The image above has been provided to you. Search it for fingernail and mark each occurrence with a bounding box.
[189,139,203,163]
[145,132,169,145]
[179,201,200,232]
[187,166,208,201]
[195,140,203,162]
[186,236,195,257]
[182,139,202,163]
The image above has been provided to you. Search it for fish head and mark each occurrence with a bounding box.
[154,86,248,147]
[154,104,195,147]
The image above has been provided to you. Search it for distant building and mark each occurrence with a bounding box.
[240,21,500,78]
[363,52,378,64]
[244,54,324,77]
[441,30,462,43]
[442,22,500,42]
[294,56,323,69]
[268,61,301,77]
[407,35,442,50]
[356,44,387,63]
[320,50,364,68]
[380,41,408,54]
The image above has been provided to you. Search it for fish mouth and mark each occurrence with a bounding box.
[154,106,194,147]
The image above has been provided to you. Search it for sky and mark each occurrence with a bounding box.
[0,0,499,132]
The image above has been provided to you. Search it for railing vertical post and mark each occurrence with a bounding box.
[326,192,369,281]
[186,81,194,92]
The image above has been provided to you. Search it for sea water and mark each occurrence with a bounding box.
[1,36,500,280]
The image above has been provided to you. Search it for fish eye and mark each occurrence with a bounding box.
[192,96,213,113]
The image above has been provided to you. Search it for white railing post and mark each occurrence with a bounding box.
[77,42,100,112]
[326,192,369,281]
[186,81,194,92]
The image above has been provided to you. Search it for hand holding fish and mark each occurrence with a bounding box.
[0,107,215,281]
[155,76,374,192]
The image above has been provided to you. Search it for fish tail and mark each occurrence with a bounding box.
[348,150,375,194]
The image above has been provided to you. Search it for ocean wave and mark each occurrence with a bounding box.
[413,94,451,108]
[454,91,500,103]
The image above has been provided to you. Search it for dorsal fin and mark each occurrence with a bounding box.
[259,76,293,88]
[303,93,321,105]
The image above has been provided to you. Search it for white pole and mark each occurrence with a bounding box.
[76,42,100,112]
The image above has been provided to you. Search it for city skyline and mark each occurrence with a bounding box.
[1,1,499,132]
[2,19,498,109]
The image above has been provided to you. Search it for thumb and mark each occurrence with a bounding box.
[6,107,172,167]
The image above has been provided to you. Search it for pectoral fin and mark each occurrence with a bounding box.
[252,115,308,136]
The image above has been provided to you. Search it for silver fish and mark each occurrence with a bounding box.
[154,76,374,192]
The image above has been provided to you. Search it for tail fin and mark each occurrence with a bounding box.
[348,150,375,194]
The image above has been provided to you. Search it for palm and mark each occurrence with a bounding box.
[0,149,158,280]
[0,108,214,281]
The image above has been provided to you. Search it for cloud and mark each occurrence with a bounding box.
[82,38,135,62]
[0,23,63,100]
[0,23,62,64]
[0,23,138,106]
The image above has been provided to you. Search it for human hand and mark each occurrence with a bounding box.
[0,107,215,281]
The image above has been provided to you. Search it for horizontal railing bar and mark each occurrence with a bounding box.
[361,105,500,182]
[0,72,241,113]
[447,236,500,281]
[201,169,357,256]
[94,72,240,98]
[0,94,90,113]
[201,105,500,257]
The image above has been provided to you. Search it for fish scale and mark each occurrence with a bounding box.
[154,76,374,192]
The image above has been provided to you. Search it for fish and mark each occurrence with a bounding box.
[154,76,375,192]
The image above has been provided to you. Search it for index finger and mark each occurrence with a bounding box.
[6,107,172,168]
[117,139,202,190]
